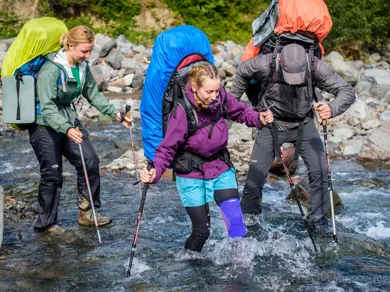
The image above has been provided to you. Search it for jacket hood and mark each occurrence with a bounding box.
[48,49,87,80]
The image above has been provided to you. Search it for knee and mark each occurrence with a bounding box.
[185,223,210,252]
[220,198,247,237]
[85,154,99,173]
[41,164,62,185]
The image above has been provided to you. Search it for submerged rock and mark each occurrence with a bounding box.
[285,176,345,216]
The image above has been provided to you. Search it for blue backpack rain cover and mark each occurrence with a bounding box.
[140,25,214,161]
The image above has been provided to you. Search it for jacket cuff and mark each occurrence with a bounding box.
[258,115,266,128]
[65,126,74,136]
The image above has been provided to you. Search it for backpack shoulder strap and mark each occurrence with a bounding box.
[307,46,317,103]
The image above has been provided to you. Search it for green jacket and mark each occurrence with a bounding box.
[36,50,117,134]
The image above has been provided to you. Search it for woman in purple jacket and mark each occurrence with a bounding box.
[141,63,273,252]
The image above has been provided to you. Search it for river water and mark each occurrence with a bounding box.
[0,119,389,291]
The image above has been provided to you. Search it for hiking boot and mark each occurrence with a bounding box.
[78,210,112,227]
[46,224,66,235]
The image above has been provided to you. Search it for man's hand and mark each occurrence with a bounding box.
[315,103,332,120]
[140,167,156,183]
[116,111,133,128]
[259,110,274,126]
[67,127,83,144]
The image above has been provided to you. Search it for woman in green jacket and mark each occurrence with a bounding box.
[28,25,131,233]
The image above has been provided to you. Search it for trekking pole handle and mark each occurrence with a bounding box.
[119,105,132,122]
[125,105,131,114]
[146,160,154,172]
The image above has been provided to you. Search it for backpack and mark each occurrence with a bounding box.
[246,32,320,108]
[1,17,68,130]
[242,0,332,108]
[141,25,215,161]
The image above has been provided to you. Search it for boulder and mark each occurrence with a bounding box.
[104,49,123,70]
[343,139,363,156]
[131,70,144,91]
[90,66,108,91]
[359,123,390,162]
[379,111,390,122]
[116,34,134,55]
[286,176,344,215]
[269,143,298,175]
[361,69,390,100]
[333,127,355,139]
[324,51,359,85]
[99,39,117,58]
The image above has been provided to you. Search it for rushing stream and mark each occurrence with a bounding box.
[0,118,389,291]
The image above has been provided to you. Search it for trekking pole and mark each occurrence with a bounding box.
[268,123,319,254]
[321,119,338,243]
[125,105,142,198]
[77,128,102,244]
[126,160,153,277]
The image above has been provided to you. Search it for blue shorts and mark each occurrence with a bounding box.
[176,168,238,207]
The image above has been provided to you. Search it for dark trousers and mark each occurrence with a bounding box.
[241,119,330,225]
[28,124,101,229]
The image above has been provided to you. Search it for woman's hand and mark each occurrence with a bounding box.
[140,167,156,183]
[259,110,274,126]
[116,111,133,128]
[67,127,83,144]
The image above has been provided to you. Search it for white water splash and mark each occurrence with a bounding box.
[366,221,390,240]
[123,257,151,278]
[0,162,13,174]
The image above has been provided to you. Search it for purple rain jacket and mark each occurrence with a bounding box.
[152,83,263,183]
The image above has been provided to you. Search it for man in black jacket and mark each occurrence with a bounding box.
[231,44,356,234]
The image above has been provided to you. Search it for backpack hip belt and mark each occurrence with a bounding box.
[173,148,234,175]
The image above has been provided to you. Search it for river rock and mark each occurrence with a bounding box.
[369,53,381,63]
[104,49,123,70]
[131,70,145,91]
[379,111,390,122]
[359,123,390,162]
[99,39,117,58]
[228,122,253,142]
[0,185,3,249]
[361,119,381,130]
[116,34,134,55]
[286,176,344,215]
[99,64,114,81]
[333,128,355,139]
[324,51,359,85]
[89,66,107,91]
[123,74,135,86]
[109,78,125,89]
[269,143,298,175]
[361,69,390,100]
[107,86,122,93]
[214,56,224,69]
[353,178,388,189]
[343,139,363,156]
[121,58,137,69]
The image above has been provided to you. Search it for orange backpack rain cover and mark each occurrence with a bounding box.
[242,0,332,62]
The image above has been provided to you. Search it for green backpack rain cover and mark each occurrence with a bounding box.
[1,17,68,130]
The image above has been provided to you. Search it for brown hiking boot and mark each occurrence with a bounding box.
[46,224,66,235]
[78,209,112,227]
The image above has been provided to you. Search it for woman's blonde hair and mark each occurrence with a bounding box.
[189,63,220,109]
[189,63,219,88]
[60,25,95,50]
